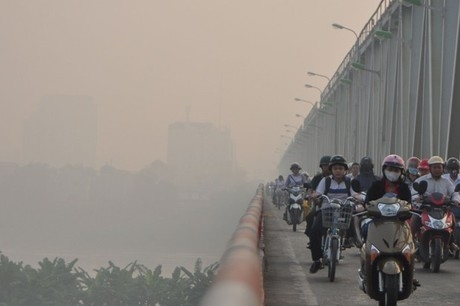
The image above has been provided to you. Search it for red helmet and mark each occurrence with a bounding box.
[382,154,405,170]
[418,159,429,170]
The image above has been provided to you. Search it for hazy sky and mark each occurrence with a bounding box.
[0,0,380,179]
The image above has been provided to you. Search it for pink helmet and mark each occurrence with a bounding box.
[382,154,405,170]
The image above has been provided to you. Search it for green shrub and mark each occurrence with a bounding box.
[0,253,218,306]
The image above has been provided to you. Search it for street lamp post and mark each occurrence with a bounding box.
[332,23,359,40]
[295,114,305,119]
[294,98,315,107]
[284,124,297,129]
[307,71,331,82]
[304,83,323,95]
[280,135,292,141]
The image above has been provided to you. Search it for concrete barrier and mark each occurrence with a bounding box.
[200,184,265,306]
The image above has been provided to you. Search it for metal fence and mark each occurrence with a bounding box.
[279,0,460,175]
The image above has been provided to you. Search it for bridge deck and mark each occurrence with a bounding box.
[262,196,460,306]
[263,199,318,305]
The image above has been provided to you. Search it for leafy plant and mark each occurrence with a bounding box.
[0,253,217,306]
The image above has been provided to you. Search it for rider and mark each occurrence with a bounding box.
[308,155,357,273]
[310,156,332,190]
[363,155,412,238]
[273,175,285,204]
[304,155,331,238]
[443,157,460,227]
[410,156,460,239]
[283,163,308,220]
[443,157,460,186]
[346,162,360,180]
[405,156,421,189]
[418,158,430,177]
[362,154,418,287]
[355,156,380,192]
[284,162,308,188]
[302,171,311,184]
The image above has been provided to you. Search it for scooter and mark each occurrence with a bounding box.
[412,181,459,272]
[352,180,416,306]
[285,186,306,232]
[273,187,286,210]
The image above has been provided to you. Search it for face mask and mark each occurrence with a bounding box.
[384,169,400,182]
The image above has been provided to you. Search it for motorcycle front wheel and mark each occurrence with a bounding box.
[431,238,442,273]
[328,237,338,282]
[379,274,398,306]
[291,209,300,232]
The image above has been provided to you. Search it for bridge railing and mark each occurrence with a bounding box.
[200,184,265,306]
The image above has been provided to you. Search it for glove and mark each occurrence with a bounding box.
[355,204,365,212]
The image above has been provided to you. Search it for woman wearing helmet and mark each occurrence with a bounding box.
[363,155,412,240]
[284,162,308,188]
[359,154,418,286]
[283,162,309,222]
[365,154,412,204]
[405,156,421,189]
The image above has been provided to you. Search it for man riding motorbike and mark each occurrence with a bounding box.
[410,156,460,242]
[308,155,358,273]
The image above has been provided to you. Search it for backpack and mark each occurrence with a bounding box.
[324,176,351,196]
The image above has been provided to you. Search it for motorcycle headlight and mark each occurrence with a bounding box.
[432,220,447,229]
[377,203,400,217]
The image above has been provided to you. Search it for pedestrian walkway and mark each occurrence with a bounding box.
[263,199,319,306]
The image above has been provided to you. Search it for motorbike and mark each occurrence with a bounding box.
[273,187,286,210]
[412,181,460,272]
[319,194,354,282]
[285,186,306,232]
[352,180,416,306]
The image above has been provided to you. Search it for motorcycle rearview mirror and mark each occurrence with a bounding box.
[413,180,428,195]
[351,179,361,193]
[455,183,460,192]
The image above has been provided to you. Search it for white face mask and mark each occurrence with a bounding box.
[384,170,400,182]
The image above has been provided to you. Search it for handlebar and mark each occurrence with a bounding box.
[318,194,356,206]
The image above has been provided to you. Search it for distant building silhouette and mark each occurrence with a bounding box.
[22,95,97,167]
[168,121,235,187]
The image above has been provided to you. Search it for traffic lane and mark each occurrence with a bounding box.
[271,205,460,305]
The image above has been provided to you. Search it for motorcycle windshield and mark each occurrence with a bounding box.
[428,207,445,220]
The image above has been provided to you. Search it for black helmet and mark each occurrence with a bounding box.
[360,156,374,172]
[319,155,331,168]
[290,162,301,171]
[328,155,348,170]
[446,157,460,171]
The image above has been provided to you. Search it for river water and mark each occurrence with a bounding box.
[0,185,256,276]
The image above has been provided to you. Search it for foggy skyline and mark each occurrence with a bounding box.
[0,0,380,179]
